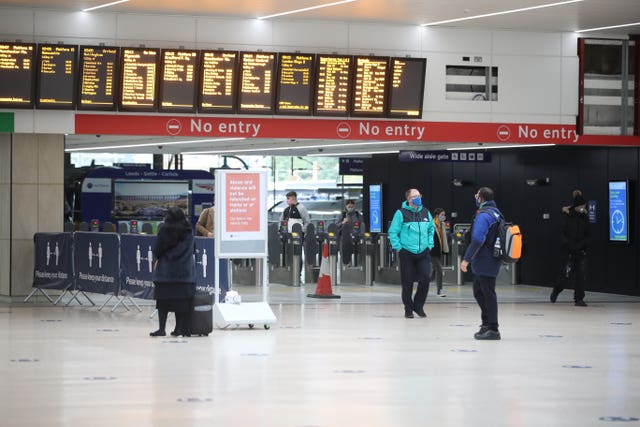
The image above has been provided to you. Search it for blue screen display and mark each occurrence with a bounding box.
[608,181,628,242]
[369,184,382,233]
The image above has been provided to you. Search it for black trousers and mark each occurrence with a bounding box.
[553,251,587,302]
[473,274,498,330]
[399,248,431,310]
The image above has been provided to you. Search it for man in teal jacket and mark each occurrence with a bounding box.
[388,188,435,318]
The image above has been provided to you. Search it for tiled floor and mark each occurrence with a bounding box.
[2,283,639,427]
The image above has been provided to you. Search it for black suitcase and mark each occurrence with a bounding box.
[189,293,213,336]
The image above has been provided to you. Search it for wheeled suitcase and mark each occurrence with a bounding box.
[189,293,213,336]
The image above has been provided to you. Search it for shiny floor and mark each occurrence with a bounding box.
[2,283,639,427]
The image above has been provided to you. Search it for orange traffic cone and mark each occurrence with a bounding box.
[307,242,340,299]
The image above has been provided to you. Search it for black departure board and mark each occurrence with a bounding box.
[199,50,238,114]
[0,43,35,108]
[387,58,426,119]
[314,55,352,116]
[78,46,119,110]
[159,49,198,113]
[119,48,159,111]
[351,56,389,117]
[238,52,276,114]
[275,53,315,115]
[36,44,77,109]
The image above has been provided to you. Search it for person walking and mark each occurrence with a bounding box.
[460,187,502,340]
[431,208,449,297]
[550,192,590,306]
[150,207,196,337]
[280,191,311,232]
[388,188,435,318]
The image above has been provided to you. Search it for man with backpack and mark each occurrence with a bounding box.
[460,187,503,340]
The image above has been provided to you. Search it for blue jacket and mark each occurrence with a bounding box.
[463,201,502,277]
[388,202,434,254]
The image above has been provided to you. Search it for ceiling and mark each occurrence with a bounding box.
[3,0,640,156]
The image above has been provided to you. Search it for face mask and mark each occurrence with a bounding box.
[346,206,355,212]
[438,214,446,221]
[411,197,422,207]
[475,195,481,208]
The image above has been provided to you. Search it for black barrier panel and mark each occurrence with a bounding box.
[194,237,229,298]
[119,234,156,300]
[33,232,74,290]
[73,232,120,295]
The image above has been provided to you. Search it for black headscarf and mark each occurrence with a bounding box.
[153,207,192,259]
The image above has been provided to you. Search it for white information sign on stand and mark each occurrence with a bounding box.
[213,170,276,329]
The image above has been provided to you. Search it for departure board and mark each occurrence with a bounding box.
[314,55,352,116]
[78,46,119,110]
[238,52,276,114]
[199,50,238,114]
[0,43,35,108]
[351,56,389,117]
[119,48,159,111]
[275,53,315,115]
[387,58,426,118]
[36,44,77,109]
[159,49,198,113]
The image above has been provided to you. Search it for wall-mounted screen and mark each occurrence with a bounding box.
[387,57,426,119]
[119,47,159,111]
[0,42,36,108]
[314,55,352,116]
[352,56,389,117]
[609,180,629,242]
[275,53,315,115]
[199,50,238,114]
[237,51,276,115]
[36,44,77,109]
[112,180,189,220]
[159,49,198,113]
[369,184,383,233]
[78,46,119,110]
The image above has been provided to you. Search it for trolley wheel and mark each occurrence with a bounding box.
[264,325,270,330]
[248,324,255,329]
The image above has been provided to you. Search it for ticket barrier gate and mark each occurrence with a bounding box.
[338,222,375,285]
[375,233,401,284]
[326,223,339,287]
[230,258,263,287]
[267,220,303,286]
[303,221,325,284]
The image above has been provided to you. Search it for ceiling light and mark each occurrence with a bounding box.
[82,0,130,12]
[258,0,357,20]
[65,137,245,152]
[421,0,583,26]
[446,144,556,150]
[575,22,640,33]
[184,140,408,155]
[308,150,400,157]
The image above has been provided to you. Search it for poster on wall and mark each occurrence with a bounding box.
[369,184,383,233]
[608,180,629,242]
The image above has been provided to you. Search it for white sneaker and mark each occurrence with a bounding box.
[437,292,447,297]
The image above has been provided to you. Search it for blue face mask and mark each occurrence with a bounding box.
[412,197,422,207]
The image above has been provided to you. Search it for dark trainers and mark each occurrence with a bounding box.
[404,309,414,318]
[575,300,588,307]
[413,307,427,318]
[550,290,559,303]
[149,330,166,337]
[474,329,501,340]
[476,325,489,334]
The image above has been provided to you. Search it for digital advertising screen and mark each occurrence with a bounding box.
[237,51,276,114]
[159,49,198,113]
[112,180,189,220]
[275,52,315,115]
[351,56,389,117]
[0,42,36,108]
[36,44,77,109]
[119,47,159,111]
[314,54,352,116]
[78,46,119,110]
[387,57,426,119]
[608,180,629,242]
[199,50,238,114]
[369,184,383,233]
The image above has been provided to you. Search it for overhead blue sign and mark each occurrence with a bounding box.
[399,150,491,163]
[339,158,364,175]
[369,184,382,233]
[608,181,628,242]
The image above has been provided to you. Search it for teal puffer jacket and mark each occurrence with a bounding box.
[388,202,434,254]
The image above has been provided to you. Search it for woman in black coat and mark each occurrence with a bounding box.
[150,207,196,337]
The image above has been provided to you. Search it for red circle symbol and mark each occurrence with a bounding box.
[336,122,351,139]
[497,125,511,141]
[166,119,182,135]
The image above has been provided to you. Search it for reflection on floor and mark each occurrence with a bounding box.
[2,283,639,427]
